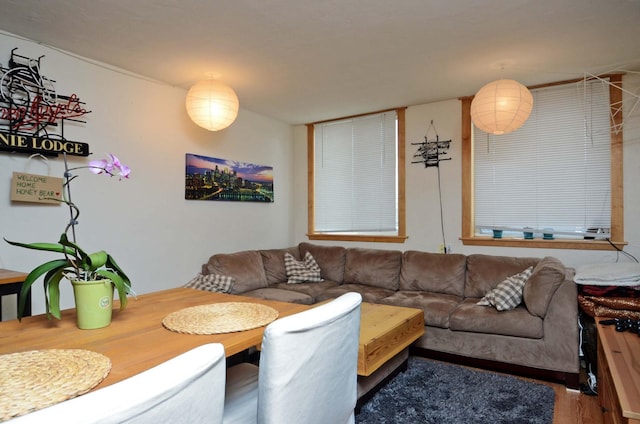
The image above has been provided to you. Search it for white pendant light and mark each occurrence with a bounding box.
[470,79,533,135]
[185,79,239,131]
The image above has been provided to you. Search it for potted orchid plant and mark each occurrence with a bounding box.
[4,153,132,329]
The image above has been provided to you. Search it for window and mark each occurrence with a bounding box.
[307,108,406,243]
[461,75,625,250]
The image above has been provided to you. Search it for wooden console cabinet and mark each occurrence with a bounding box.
[597,323,640,424]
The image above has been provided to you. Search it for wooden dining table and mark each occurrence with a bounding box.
[0,269,31,321]
[0,287,310,390]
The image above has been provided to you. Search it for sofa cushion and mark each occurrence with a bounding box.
[380,291,462,329]
[464,254,539,299]
[184,272,235,293]
[477,266,533,311]
[240,288,315,305]
[203,250,268,294]
[450,298,543,339]
[315,283,396,304]
[299,242,346,283]
[260,247,301,285]
[344,248,402,290]
[269,281,340,301]
[399,251,466,296]
[523,256,566,318]
[284,252,323,284]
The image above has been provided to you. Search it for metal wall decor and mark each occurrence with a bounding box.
[412,120,451,168]
[0,48,91,157]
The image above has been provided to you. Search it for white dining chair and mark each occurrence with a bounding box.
[8,343,227,424]
[223,292,362,424]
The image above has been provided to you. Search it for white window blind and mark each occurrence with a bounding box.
[474,79,611,239]
[314,111,398,234]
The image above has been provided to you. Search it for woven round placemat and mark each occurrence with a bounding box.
[162,302,279,334]
[0,349,111,421]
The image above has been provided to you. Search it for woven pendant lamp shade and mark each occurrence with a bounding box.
[470,79,533,135]
[185,80,239,131]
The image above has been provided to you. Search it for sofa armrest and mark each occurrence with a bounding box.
[523,256,566,318]
[203,250,268,294]
[540,276,580,373]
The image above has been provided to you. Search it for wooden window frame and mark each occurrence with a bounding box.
[460,75,626,250]
[306,107,407,243]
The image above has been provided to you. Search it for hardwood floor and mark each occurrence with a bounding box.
[512,369,603,424]
[535,380,602,424]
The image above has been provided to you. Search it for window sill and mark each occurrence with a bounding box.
[307,234,408,243]
[460,237,627,251]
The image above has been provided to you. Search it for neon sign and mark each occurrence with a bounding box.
[0,48,91,156]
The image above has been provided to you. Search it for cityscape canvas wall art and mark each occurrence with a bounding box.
[185,153,274,202]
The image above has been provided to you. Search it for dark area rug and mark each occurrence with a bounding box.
[356,357,555,424]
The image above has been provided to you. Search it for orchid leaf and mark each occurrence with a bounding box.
[105,254,131,288]
[58,233,91,271]
[95,269,128,310]
[46,270,65,320]
[88,251,108,270]
[58,233,90,259]
[4,238,75,256]
[18,259,70,320]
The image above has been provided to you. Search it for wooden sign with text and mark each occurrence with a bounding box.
[10,172,63,204]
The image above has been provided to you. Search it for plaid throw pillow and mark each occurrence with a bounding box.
[284,252,323,284]
[477,266,534,311]
[184,273,235,293]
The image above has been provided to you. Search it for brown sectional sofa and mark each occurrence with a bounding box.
[201,242,579,387]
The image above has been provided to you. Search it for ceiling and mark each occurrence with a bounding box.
[0,0,639,125]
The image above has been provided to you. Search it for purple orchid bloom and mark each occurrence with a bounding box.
[88,154,131,179]
[88,159,108,174]
[118,164,131,180]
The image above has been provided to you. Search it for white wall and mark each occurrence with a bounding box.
[293,76,640,270]
[0,32,295,317]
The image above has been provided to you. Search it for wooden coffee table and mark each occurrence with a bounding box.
[253,299,424,401]
[357,302,424,400]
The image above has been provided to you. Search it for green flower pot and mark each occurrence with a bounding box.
[72,279,114,329]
